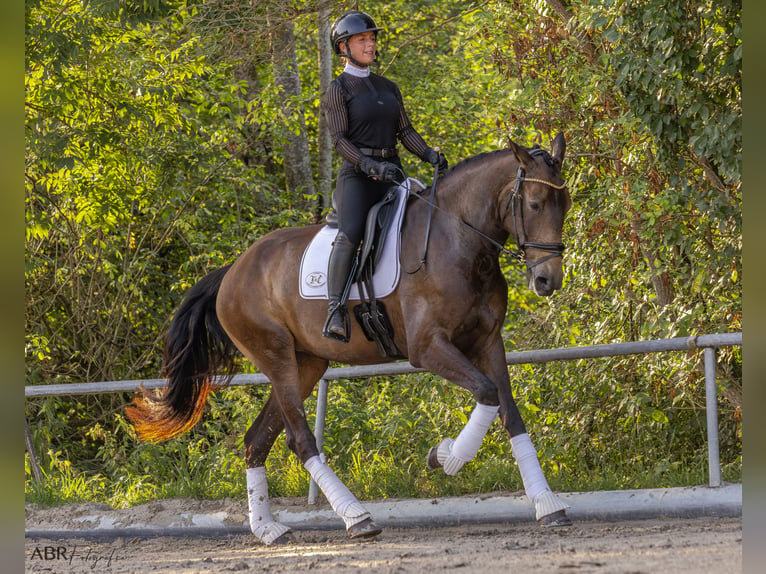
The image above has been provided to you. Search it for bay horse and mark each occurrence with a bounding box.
[127,133,572,545]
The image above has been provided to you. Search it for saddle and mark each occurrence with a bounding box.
[326,185,404,358]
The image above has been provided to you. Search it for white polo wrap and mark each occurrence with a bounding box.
[510,433,570,519]
[304,454,370,529]
[437,403,500,475]
[246,466,291,544]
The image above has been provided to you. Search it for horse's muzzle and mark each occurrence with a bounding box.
[528,265,563,297]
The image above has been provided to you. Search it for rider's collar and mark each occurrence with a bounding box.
[343,62,370,78]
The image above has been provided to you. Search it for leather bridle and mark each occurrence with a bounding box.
[501,149,567,270]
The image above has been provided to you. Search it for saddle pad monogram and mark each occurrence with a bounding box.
[299,179,421,300]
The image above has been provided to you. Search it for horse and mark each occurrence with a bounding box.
[126,133,573,545]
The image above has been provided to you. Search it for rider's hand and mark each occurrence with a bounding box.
[425,147,449,174]
[377,162,403,183]
[360,157,402,183]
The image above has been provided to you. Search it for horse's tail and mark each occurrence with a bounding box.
[126,264,240,442]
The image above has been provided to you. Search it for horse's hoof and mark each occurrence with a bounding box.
[426,446,442,470]
[538,509,572,527]
[269,531,296,545]
[347,517,382,539]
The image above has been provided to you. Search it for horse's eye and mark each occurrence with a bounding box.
[529,201,542,212]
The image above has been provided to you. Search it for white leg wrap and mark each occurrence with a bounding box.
[437,403,499,476]
[246,467,291,544]
[510,433,570,520]
[304,455,370,529]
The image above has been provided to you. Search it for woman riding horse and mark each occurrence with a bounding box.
[126,11,573,547]
[323,10,448,340]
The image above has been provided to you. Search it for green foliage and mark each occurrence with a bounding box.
[599,0,741,181]
[26,0,740,508]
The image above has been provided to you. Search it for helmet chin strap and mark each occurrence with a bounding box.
[341,40,377,68]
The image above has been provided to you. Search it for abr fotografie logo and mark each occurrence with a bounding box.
[28,544,122,569]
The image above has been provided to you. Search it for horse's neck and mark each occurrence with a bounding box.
[437,157,513,244]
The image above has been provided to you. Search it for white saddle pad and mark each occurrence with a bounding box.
[299,178,423,300]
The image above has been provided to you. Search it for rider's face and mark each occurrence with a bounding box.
[342,31,377,67]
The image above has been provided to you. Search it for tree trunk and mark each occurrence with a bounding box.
[629,215,676,306]
[270,18,316,201]
[317,8,333,216]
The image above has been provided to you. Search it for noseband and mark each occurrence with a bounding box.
[501,149,567,270]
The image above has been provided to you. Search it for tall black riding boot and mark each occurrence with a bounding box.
[323,232,357,341]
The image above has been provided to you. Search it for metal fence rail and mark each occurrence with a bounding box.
[25,332,742,500]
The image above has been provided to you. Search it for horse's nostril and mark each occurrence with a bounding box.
[535,276,550,291]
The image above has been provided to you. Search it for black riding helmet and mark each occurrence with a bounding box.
[330,10,383,61]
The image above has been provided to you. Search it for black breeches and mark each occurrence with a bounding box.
[333,161,401,246]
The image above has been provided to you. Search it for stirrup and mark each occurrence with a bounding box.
[323,301,350,342]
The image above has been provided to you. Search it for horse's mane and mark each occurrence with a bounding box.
[444,144,558,180]
[445,149,512,178]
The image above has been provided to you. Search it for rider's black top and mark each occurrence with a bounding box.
[323,71,430,166]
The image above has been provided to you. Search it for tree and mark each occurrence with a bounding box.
[25,0,253,385]
[317,7,334,212]
[270,16,317,201]
[25,0,741,503]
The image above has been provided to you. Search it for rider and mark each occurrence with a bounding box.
[323,9,448,340]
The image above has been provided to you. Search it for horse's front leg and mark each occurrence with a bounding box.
[483,338,571,526]
[409,331,502,475]
[416,335,570,526]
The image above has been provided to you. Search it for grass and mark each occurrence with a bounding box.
[25,366,742,510]
[25,445,742,510]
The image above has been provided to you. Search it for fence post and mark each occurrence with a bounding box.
[704,347,722,487]
[308,378,329,504]
[25,418,44,484]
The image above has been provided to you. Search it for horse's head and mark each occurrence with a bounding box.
[502,133,571,296]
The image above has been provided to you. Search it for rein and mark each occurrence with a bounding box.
[407,152,567,271]
[405,161,440,274]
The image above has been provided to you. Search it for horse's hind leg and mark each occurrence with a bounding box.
[244,353,328,467]
[242,393,294,545]
[250,347,381,541]
[243,353,329,545]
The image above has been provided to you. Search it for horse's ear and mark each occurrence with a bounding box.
[508,138,533,169]
[551,132,566,165]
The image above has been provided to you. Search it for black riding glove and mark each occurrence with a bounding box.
[424,148,449,174]
[359,157,402,183]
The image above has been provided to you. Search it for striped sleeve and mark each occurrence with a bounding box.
[393,83,431,161]
[323,80,363,166]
